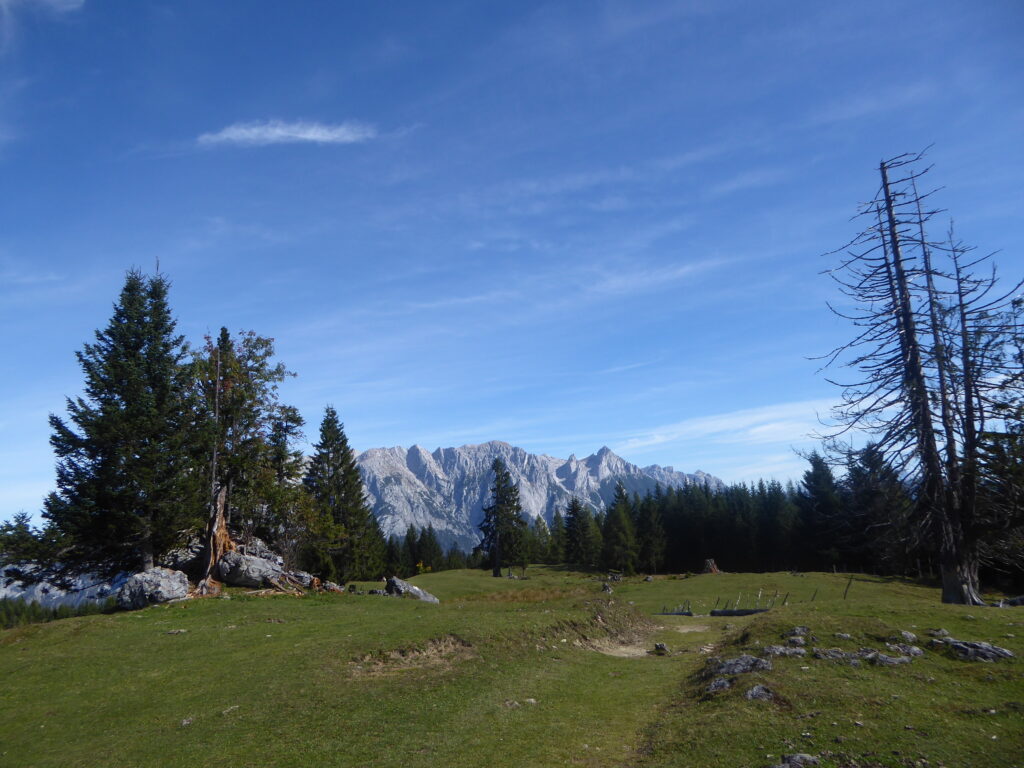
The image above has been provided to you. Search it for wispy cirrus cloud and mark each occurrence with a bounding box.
[0,0,83,18]
[197,119,377,147]
[1,0,83,51]
[706,167,789,199]
[808,81,937,126]
[614,399,837,455]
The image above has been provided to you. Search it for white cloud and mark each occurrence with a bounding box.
[809,82,937,126]
[1,0,84,52]
[197,119,377,147]
[0,0,82,13]
[587,256,721,296]
[614,399,836,455]
[706,167,789,199]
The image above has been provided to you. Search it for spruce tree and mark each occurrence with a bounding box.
[417,525,444,572]
[401,526,419,576]
[841,444,914,574]
[635,491,666,574]
[530,516,551,564]
[479,458,526,576]
[564,496,600,568]
[796,453,843,570]
[302,406,385,581]
[601,482,638,574]
[384,535,403,577]
[444,545,468,570]
[44,270,201,578]
[548,509,566,564]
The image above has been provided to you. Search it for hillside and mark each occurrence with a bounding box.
[1,570,1020,767]
[357,440,722,548]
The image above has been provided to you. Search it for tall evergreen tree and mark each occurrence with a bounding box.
[530,515,551,565]
[635,491,666,574]
[478,458,526,576]
[400,526,419,577]
[548,509,566,564]
[758,479,797,571]
[795,452,843,570]
[417,525,444,572]
[262,407,317,569]
[841,443,915,575]
[601,483,638,574]
[443,545,468,571]
[564,496,601,568]
[385,535,404,577]
[44,270,201,578]
[303,406,385,581]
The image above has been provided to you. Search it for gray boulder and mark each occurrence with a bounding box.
[1,563,129,610]
[813,647,848,661]
[234,536,284,566]
[385,576,440,604]
[116,567,189,610]
[716,654,772,675]
[159,536,204,573]
[867,652,912,666]
[813,646,877,665]
[706,677,731,693]
[946,640,1014,662]
[764,644,806,658]
[745,684,774,701]
[216,551,283,588]
[286,570,314,588]
[886,642,924,657]
[773,755,819,767]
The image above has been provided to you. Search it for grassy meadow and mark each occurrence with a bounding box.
[0,568,1021,768]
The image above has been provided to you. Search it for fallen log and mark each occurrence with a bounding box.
[710,608,769,617]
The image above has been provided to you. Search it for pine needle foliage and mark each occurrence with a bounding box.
[302,406,385,581]
[43,270,202,579]
[479,458,527,576]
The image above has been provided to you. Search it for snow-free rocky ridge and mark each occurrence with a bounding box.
[356,440,721,550]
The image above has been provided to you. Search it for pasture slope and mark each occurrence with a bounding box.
[0,568,1020,767]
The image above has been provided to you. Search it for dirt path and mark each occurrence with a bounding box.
[588,622,715,657]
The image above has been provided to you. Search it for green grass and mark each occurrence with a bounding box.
[1,569,1021,767]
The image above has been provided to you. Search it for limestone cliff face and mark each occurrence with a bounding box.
[356,440,721,550]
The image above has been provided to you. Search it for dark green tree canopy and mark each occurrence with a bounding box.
[564,496,600,568]
[479,458,526,576]
[44,270,201,577]
[302,405,385,581]
[601,482,638,574]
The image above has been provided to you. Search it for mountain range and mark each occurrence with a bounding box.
[356,441,722,550]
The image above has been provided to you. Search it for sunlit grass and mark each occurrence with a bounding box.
[0,568,1020,767]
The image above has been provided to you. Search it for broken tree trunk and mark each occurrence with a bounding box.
[703,558,720,574]
[196,485,234,596]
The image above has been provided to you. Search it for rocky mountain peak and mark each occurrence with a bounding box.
[357,441,722,550]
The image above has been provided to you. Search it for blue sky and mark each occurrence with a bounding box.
[2,0,1022,521]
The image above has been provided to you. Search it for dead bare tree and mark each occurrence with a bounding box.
[820,151,1023,604]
